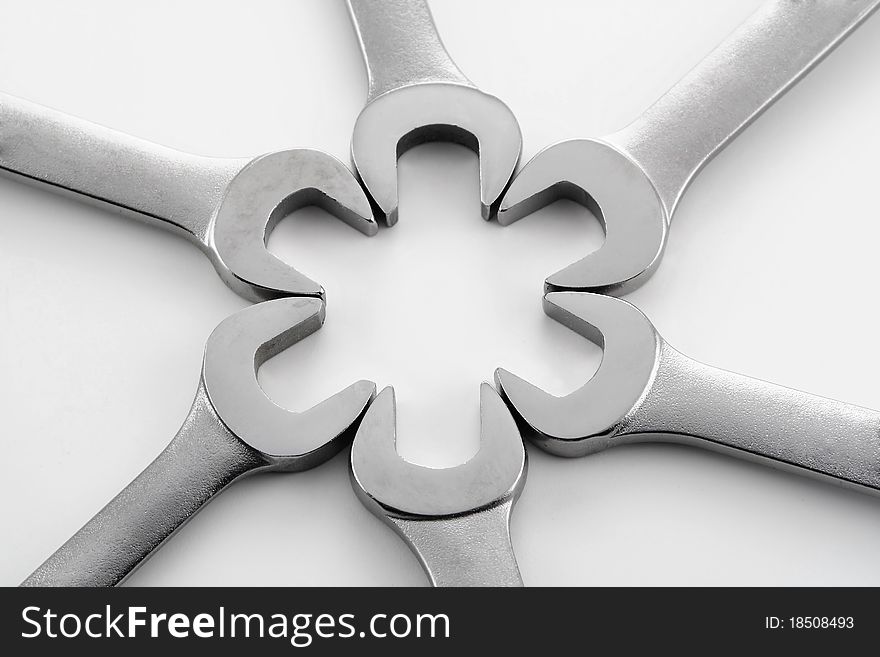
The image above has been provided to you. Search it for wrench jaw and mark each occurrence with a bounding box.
[496,138,669,297]
[350,83,522,226]
[202,297,377,473]
[495,291,662,457]
[349,384,527,521]
[209,149,378,302]
[350,384,526,586]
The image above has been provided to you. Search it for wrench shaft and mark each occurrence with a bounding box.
[609,0,880,215]
[389,502,523,587]
[346,0,470,101]
[0,92,246,245]
[21,386,265,587]
[627,345,880,494]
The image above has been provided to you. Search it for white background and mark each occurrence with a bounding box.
[2,0,880,586]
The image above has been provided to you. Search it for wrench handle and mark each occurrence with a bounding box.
[629,346,880,494]
[346,0,470,101]
[21,387,266,587]
[608,0,880,215]
[388,502,523,587]
[0,92,247,245]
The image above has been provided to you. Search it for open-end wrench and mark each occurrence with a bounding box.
[350,384,527,586]
[0,92,378,302]
[496,292,880,496]
[497,0,880,296]
[345,0,521,225]
[22,298,376,586]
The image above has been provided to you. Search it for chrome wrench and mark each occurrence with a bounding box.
[350,384,527,586]
[498,0,880,295]
[346,0,521,224]
[497,292,880,496]
[22,298,376,586]
[0,93,377,302]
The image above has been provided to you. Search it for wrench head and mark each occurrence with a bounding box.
[211,149,378,302]
[350,82,522,225]
[202,297,376,471]
[497,139,668,296]
[495,292,661,457]
[350,384,526,519]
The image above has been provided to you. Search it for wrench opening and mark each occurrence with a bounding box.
[396,123,479,158]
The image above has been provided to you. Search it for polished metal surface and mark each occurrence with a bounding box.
[498,0,880,296]
[496,292,880,495]
[350,384,526,587]
[346,0,521,224]
[22,298,376,586]
[0,92,377,301]
[12,1,880,589]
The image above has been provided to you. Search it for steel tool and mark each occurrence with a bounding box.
[497,0,880,296]
[22,298,376,586]
[0,92,378,302]
[350,384,527,586]
[496,292,880,496]
[345,0,521,224]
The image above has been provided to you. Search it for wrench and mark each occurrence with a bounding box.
[22,298,376,586]
[0,92,378,302]
[346,0,521,225]
[350,384,527,586]
[496,292,880,496]
[497,0,880,296]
